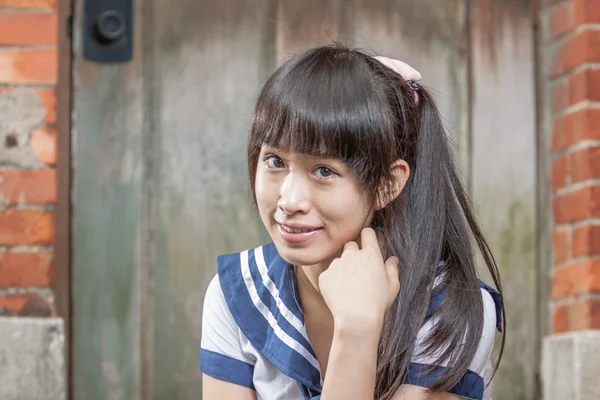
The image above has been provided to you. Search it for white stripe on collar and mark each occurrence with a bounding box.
[254,246,310,342]
[240,248,321,372]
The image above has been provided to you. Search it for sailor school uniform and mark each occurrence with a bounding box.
[199,243,502,400]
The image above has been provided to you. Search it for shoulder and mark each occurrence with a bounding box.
[201,274,242,350]
[418,281,501,361]
[200,273,257,390]
[408,281,502,400]
[470,285,500,372]
[202,274,230,323]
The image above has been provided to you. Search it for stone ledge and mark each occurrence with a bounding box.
[0,317,65,400]
[542,330,600,400]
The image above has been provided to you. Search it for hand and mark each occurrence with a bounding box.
[318,228,400,334]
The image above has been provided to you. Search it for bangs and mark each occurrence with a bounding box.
[249,47,394,166]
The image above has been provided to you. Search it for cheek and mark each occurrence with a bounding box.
[254,170,278,211]
[320,186,372,227]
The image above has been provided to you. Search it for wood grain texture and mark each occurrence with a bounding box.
[275,0,350,64]
[350,0,472,185]
[71,0,145,398]
[147,0,274,397]
[69,1,540,398]
[470,1,537,398]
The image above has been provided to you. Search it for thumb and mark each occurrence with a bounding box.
[384,256,400,296]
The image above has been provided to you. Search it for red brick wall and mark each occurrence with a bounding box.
[0,0,58,317]
[549,0,600,332]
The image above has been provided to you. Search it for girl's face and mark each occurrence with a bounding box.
[255,145,374,267]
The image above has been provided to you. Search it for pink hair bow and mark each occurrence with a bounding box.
[374,56,422,103]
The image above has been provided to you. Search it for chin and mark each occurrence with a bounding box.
[272,239,338,267]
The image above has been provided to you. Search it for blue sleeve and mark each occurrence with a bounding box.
[200,349,255,389]
[405,363,485,399]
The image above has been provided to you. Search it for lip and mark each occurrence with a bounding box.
[276,222,322,244]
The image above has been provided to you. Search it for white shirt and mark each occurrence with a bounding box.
[200,243,501,400]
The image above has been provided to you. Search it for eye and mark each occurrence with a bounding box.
[264,154,285,169]
[314,166,337,179]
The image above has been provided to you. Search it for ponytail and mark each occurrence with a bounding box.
[375,87,504,398]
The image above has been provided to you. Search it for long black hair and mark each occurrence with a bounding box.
[247,44,505,399]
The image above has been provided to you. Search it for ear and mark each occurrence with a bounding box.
[375,159,410,210]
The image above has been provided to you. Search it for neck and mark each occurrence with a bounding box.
[296,261,329,295]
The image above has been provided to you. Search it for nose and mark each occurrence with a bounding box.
[277,172,310,215]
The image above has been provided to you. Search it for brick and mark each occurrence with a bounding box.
[552,29,600,76]
[569,299,600,330]
[0,251,52,287]
[551,3,571,38]
[0,169,56,204]
[0,11,57,46]
[0,48,57,84]
[0,209,54,245]
[552,303,570,333]
[0,293,53,317]
[553,185,600,223]
[0,294,28,316]
[552,108,600,151]
[573,224,600,256]
[569,68,600,105]
[571,0,600,25]
[36,88,56,124]
[17,293,53,317]
[570,145,600,182]
[550,0,600,40]
[0,0,57,7]
[553,229,570,263]
[30,128,56,166]
[552,79,569,113]
[552,154,569,190]
[552,114,570,151]
[552,260,600,299]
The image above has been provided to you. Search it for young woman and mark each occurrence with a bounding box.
[199,44,505,400]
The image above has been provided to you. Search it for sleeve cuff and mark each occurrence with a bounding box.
[200,349,255,390]
[405,362,484,400]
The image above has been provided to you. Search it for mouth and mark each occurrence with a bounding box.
[279,224,320,233]
[276,222,322,244]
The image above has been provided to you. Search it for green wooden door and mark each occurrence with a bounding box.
[71,0,539,398]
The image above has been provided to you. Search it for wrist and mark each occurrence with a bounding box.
[333,314,384,340]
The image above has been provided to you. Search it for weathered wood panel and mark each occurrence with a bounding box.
[70,1,540,399]
[350,0,472,184]
[275,0,349,64]
[148,0,274,397]
[274,0,471,180]
[470,1,537,399]
[71,0,145,398]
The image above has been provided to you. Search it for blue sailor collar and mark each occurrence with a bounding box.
[217,243,503,398]
[218,243,323,395]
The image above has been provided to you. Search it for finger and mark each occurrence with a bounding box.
[360,227,379,251]
[343,241,359,252]
[384,256,400,295]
